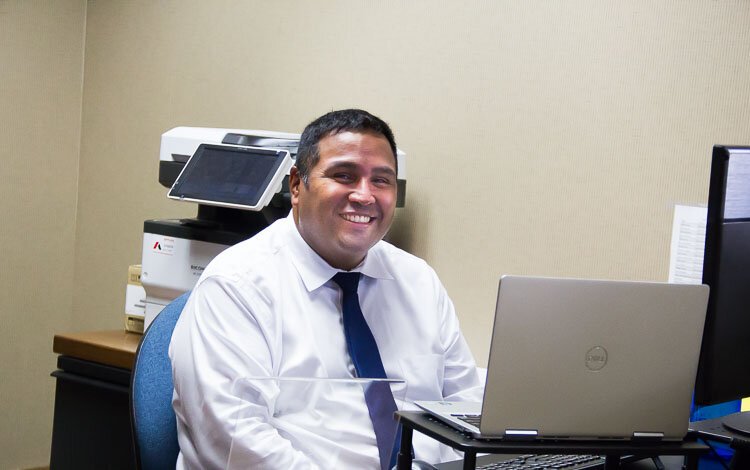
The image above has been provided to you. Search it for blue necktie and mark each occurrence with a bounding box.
[332,272,400,470]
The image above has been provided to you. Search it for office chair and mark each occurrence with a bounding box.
[130,291,191,470]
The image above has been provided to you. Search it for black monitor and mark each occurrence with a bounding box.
[693,145,750,433]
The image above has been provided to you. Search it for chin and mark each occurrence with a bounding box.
[338,239,378,259]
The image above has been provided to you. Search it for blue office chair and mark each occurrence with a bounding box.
[130,291,191,470]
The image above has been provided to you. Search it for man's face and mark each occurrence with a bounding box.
[290,130,397,270]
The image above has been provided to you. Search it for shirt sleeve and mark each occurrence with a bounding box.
[436,280,485,402]
[169,275,321,470]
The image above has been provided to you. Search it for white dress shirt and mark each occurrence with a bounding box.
[169,213,483,469]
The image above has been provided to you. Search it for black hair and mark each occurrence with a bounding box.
[296,109,397,184]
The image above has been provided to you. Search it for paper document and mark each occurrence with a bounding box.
[668,205,707,284]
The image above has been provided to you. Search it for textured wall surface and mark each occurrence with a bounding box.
[0,1,86,468]
[76,0,750,363]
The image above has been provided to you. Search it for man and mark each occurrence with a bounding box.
[169,109,482,469]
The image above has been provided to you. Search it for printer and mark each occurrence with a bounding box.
[141,126,407,329]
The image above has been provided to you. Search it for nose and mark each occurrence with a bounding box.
[349,179,375,205]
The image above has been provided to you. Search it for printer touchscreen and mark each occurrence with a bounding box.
[168,143,292,211]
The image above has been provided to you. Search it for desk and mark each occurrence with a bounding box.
[396,411,709,470]
[50,330,141,470]
[53,330,140,368]
[691,414,750,468]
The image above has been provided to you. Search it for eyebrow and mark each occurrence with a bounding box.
[325,161,397,178]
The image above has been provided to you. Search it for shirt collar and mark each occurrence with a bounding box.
[283,212,394,292]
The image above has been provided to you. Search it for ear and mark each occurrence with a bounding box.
[289,166,301,206]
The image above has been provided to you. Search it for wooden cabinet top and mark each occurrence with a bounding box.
[53,330,142,370]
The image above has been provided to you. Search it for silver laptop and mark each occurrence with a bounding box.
[417,275,709,441]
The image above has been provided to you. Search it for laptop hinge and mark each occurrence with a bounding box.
[504,429,538,440]
[632,432,664,442]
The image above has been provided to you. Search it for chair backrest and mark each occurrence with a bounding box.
[130,292,191,470]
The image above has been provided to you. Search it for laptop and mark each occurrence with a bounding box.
[417,275,709,441]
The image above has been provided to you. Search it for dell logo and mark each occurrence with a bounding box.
[585,346,608,371]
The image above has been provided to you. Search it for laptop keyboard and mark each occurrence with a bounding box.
[476,453,606,469]
[450,414,616,470]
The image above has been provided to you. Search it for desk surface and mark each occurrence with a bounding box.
[53,330,141,370]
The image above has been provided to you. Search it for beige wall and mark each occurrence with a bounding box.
[75,0,750,360]
[2,0,750,467]
[0,0,86,468]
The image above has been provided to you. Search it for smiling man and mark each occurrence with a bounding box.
[169,109,482,469]
[292,115,397,270]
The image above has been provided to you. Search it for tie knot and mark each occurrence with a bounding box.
[332,272,360,293]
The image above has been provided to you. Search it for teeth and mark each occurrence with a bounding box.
[343,214,372,223]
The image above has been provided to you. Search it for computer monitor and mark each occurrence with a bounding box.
[693,145,750,433]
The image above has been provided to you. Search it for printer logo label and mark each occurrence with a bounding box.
[151,236,175,255]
